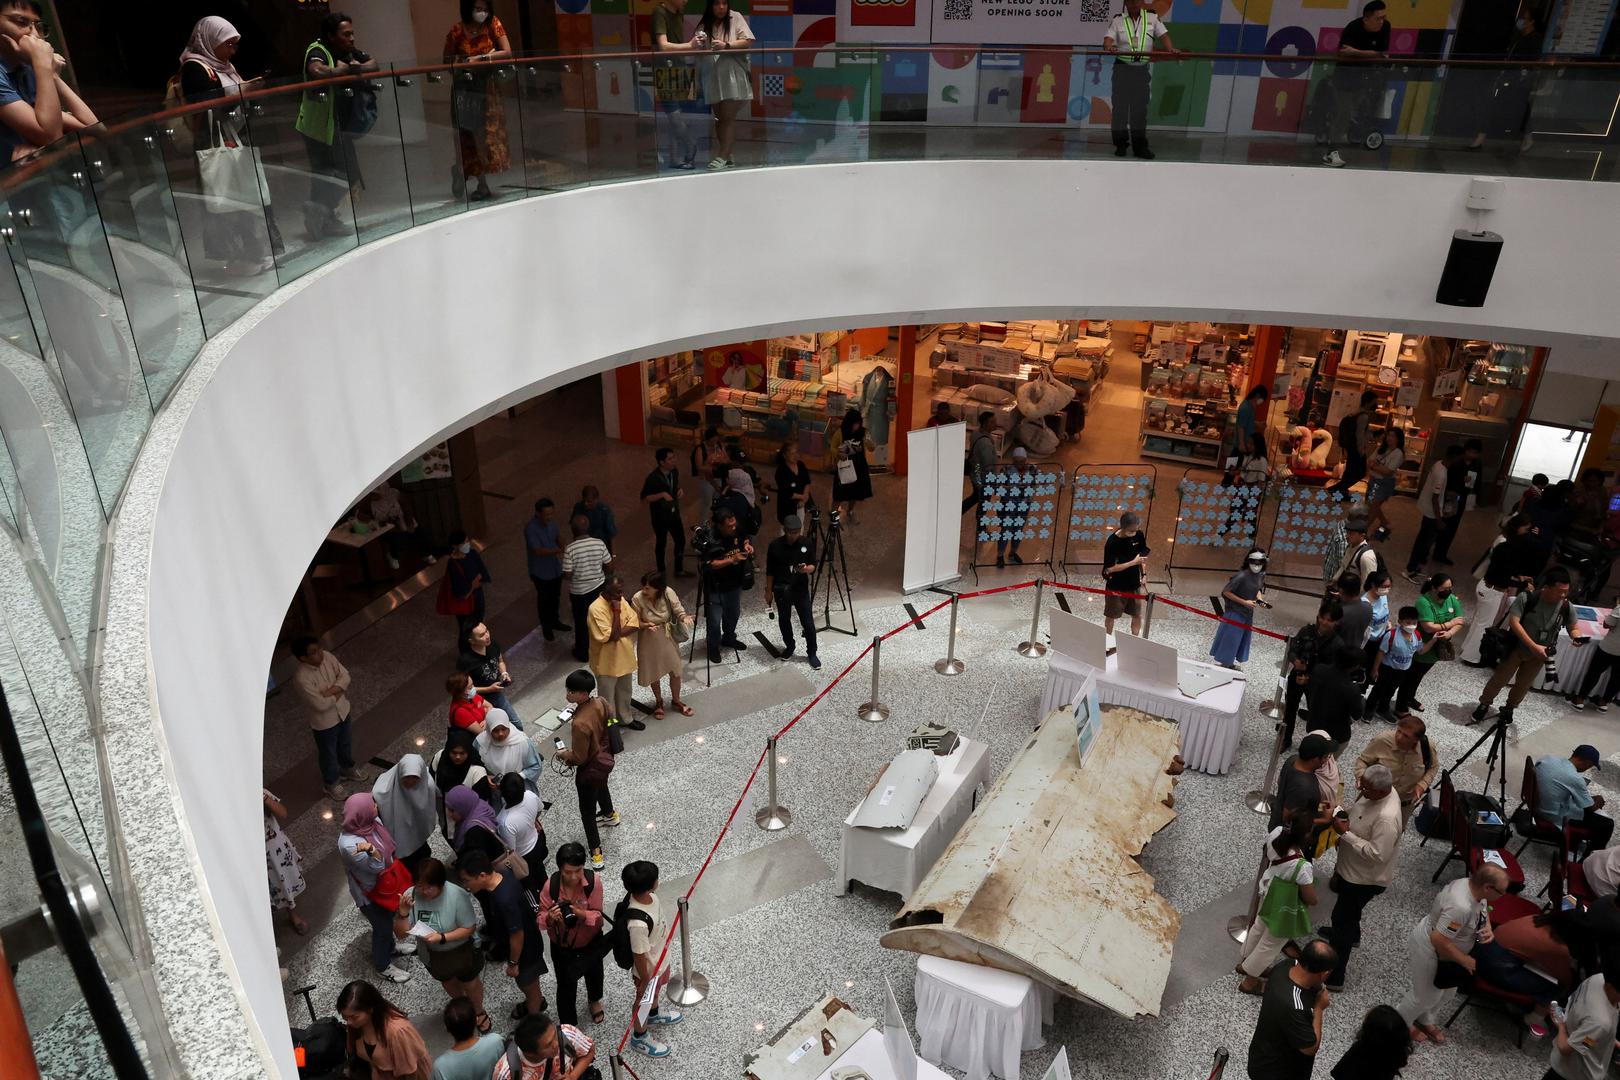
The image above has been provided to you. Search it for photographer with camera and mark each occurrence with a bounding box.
[491,1011,596,1080]
[1471,566,1586,728]
[700,508,752,664]
[766,515,820,670]
[537,842,608,1030]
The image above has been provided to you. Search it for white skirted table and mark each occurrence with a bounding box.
[1539,607,1611,695]
[838,739,993,898]
[1042,651,1246,775]
[913,954,1055,1080]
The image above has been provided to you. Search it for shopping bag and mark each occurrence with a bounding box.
[836,458,857,485]
[653,64,697,104]
[195,114,269,213]
[1257,859,1312,940]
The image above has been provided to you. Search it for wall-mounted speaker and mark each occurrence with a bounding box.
[1436,229,1503,308]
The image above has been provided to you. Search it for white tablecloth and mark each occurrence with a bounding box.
[838,739,992,898]
[813,1028,952,1080]
[914,954,1054,1080]
[1541,607,1612,695]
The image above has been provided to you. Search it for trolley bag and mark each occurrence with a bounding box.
[1457,789,1512,850]
[288,984,347,1079]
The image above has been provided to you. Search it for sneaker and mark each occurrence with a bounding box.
[379,964,411,983]
[543,629,555,642]
[590,850,606,871]
[707,651,722,664]
[809,655,822,670]
[1324,977,1344,991]
[648,1009,683,1026]
[1403,570,1428,585]
[1009,553,1024,564]
[1132,147,1156,160]
[1373,527,1391,542]
[323,783,346,801]
[1322,150,1346,168]
[340,767,368,783]
[723,638,749,651]
[1573,698,1588,711]
[1600,702,1611,713]
[676,157,696,171]
[1470,703,1490,725]
[393,938,417,956]
[1113,145,1128,157]
[625,718,647,731]
[630,1034,671,1058]
[598,812,621,828]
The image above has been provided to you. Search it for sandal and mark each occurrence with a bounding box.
[673,701,694,717]
[590,1004,606,1024]
[1410,1026,1429,1044]
[289,913,310,935]
[1424,1025,1446,1044]
[653,705,666,720]
[475,1011,493,1035]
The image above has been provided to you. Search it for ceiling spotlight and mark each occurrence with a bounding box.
[414,737,426,747]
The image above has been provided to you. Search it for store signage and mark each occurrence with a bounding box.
[931,0,1113,47]
[853,0,920,26]
[837,0,935,43]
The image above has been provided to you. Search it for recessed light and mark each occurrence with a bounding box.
[694,735,705,745]
[414,737,426,747]
[321,810,333,821]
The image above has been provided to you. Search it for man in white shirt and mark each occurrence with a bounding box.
[623,859,683,1058]
[1322,765,1402,990]
[561,514,613,664]
[1547,972,1620,1080]
[1102,0,1178,160]
[1582,845,1620,900]
[1404,443,1462,584]
[288,636,366,800]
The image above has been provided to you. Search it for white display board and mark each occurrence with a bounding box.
[931,0,1113,46]
[1114,629,1178,689]
[904,422,968,592]
[1050,608,1106,669]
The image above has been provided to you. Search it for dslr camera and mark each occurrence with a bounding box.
[1543,642,1560,688]
[556,899,579,930]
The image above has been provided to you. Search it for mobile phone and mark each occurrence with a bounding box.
[552,737,566,752]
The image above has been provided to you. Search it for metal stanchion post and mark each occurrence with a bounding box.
[1259,646,1288,719]
[1246,721,1286,815]
[1016,579,1048,658]
[1227,853,1268,942]
[858,636,890,721]
[934,595,966,676]
[665,896,710,1005]
[610,1054,624,1080]
[754,735,792,831]
[1141,593,1157,639]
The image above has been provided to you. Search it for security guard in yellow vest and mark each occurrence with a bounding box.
[295,13,378,240]
[1102,0,1180,160]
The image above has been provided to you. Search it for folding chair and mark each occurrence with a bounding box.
[1512,755,1567,858]
[1432,772,1525,891]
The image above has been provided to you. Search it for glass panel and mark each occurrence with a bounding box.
[447,60,526,204]
[648,53,706,172]
[398,66,468,226]
[517,59,591,192]
[82,126,206,408]
[581,54,652,184]
[247,85,362,286]
[348,73,415,244]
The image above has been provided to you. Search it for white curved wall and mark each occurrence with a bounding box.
[111,158,1620,1077]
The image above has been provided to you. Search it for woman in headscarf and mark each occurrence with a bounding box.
[432,728,495,841]
[474,709,541,792]
[176,17,283,271]
[371,755,439,877]
[337,794,414,983]
[1307,728,1345,859]
[444,784,508,866]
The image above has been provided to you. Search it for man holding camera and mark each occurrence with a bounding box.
[537,842,608,1030]
[455,849,547,1022]
[702,509,752,664]
[1471,566,1585,728]
[766,515,820,671]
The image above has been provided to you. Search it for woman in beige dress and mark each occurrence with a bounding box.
[633,571,695,718]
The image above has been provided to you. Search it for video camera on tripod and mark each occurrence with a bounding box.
[691,520,755,591]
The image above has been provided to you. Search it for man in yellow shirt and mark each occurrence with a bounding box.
[589,576,641,730]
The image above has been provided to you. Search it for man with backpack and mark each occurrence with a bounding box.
[620,859,683,1057]
[1333,516,1381,588]
[1470,566,1586,728]
[961,411,999,520]
[1329,392,1377,494]
[491,1012,596,1080]
[538,843,608,1030]
[295,13,377,241]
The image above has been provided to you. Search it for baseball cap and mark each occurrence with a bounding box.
[1346,516,1368,533]
[1299,733,1332,760]
[784,514,803,530]
[1012,446,1029,460]
[1575,744,1603,769]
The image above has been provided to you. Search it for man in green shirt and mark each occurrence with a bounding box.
[1472,566,1586,726]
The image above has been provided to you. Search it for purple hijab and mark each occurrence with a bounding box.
[445,784,500,850]
[340,793,396,866]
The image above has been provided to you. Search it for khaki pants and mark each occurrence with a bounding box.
[596,672,635,724]
[1480,647,1546,710]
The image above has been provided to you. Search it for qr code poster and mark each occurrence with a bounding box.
[930,0,1112,46]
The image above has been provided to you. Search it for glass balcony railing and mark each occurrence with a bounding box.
[0,42,1612,1074]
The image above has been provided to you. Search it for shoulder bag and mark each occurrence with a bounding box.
[363,859,414,912]
[1257,857,1312,941]
[665,589,690,643]
[467,821,529,882]
[196,111,270,213]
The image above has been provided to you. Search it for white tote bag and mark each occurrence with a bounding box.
[196,112,269,213]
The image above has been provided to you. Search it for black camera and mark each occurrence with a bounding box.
[1544,642,1560,688]
[691,522,717,556]
[827,507,841,530]
[557,900,578,930]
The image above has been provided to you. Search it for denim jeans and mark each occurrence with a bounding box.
[311,718,355,786]
[361,901,396,972]
[482,689,524,731]
[705,586,742,657]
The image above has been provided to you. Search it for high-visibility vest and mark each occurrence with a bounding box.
[295,40,336,145]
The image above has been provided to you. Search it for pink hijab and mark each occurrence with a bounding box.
[179,16,245,90]
[341,793,396,866]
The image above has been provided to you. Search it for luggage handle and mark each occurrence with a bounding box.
[290,983,319,1024]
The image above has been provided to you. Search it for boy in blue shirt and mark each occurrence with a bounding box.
[0,2,95,163]
[1366,605,1435,722]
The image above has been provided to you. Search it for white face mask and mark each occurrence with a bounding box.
[463,687,476,700]
[1247,560,1265,571]
[458,542,472,555]
[472,9,489,23]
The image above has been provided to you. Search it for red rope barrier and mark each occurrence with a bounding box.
[619,1052,644,1079]
[1155,596,1290,641]
[774,643,874,740]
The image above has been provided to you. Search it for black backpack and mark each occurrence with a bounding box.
[610,895,656,970]
[1348,540,1386,581]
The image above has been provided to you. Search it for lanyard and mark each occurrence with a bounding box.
[1123,11,1152,56]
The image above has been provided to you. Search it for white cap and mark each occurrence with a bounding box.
[1012,446,1029,460]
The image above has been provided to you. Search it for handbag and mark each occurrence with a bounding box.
[1433,636,1457,662]
[665,590,690,643]
[1258,858,1313,941]
[836,458,858,485]
[363,860,413,912]
[195,112,270,213]
[450,69,489,132]
[435,574,475,617]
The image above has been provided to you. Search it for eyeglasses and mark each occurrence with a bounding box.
[1,13,48,36]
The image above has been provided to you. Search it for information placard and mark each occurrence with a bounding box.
[931,0,1113,46]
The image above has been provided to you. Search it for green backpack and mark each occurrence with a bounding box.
[1258,857,1313,940]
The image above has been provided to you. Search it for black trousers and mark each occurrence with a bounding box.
[1325,880,1386,984]
[1434,512,1464,562]
[1282,674,1308,748]
[1577,807,1615,851]
[1330,452,1366,494]
[575,769,614,852]
[1578,649,1620,703]
[1111,63,1152,149]
[1396,661,1435,710]
[775,584,817,659]
[532,574,564,632]
[1406,516,1442,573]
[1366,664,1405,715]
[652,512,686,574]
[550,940,606,1027]
[569,585,601,662]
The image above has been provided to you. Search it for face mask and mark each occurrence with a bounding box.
[1437,590,1452,600]
[1247,561,1264,572]
[472,9,489,22]
[1377,588,1390,598]
[1401,624,1417,634]
[463,687,475,700]
[458,542,472,555]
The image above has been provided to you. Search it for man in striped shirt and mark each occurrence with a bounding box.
[562,515,613,663]
[1247,940,1337,1079]
[491,1012,595,1080]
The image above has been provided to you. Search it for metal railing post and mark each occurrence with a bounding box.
[934,595,965,676]
[858,636,890,721]
[1259,644,1288,719]
[609,1054,624,1080]
[1246,722,1286,815]
[754,735,792,831]
[1227,852,1269,943]
[1017,579,1048,658]
[665,896,710,1005]
[1141,592,1157,639]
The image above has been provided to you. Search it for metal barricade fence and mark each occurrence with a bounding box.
[1166,475,1271,589]
[970,464,1065,576]
[1059,464,1158,581]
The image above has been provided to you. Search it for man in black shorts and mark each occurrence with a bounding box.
[1102,511,1150,635]
[458,849,547,1021]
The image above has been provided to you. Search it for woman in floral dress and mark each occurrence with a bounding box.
[264,790,309,934]
[443,0,512,201]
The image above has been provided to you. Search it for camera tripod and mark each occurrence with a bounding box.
[686,559,741,688]
[1445,712,1514,812]
[811,512,856,637]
